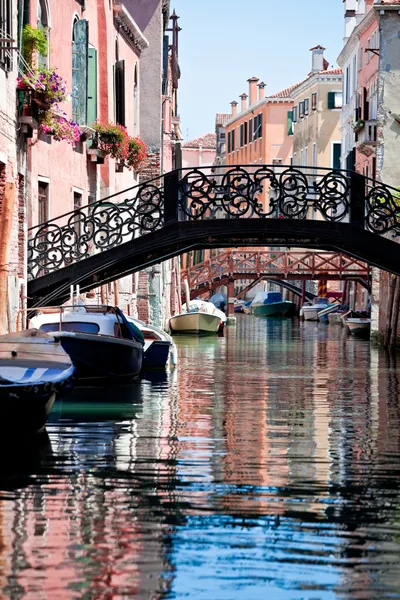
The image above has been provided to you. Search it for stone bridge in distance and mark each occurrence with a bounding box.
[27,165,400,307]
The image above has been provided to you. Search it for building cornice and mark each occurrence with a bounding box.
[291,73,342,98]
[113,2,149,53]
[337,9,376,66]
[225,96,292,127]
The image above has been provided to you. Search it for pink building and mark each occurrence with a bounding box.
[182,133,216,168]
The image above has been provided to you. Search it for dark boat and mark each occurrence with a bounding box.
[0,329,74,434]
[29,305,144,382]
[127,316,177,370]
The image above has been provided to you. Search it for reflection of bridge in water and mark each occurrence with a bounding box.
[182,250,370,299]
[26,165,400,307]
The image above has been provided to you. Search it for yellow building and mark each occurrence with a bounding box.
[291,47,343,170]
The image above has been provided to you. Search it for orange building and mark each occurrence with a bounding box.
[225,77,294,169]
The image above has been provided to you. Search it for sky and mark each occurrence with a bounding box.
[172,0,344,142]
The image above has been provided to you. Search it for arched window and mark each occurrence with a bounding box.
[37,0,50,67]
[133,64,139,135]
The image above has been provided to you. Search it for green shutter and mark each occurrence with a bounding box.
[115,59,126,126]
[87,47,97,126]
[333,143,341,170]
[287,110,293,136]
[328,91,335,109]
[72,19,89,124]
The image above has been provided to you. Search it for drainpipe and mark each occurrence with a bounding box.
[0,182,16,334]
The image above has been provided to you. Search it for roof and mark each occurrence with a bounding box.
[269,67,342,98]
[183,133,216,149]
[215,113,231,126]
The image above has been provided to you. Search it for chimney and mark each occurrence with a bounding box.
[310,45,325,73]
[247,77,259,106]
[258,82,266,100]
[230,100,238,117]
[240,93,248,112]
[343,0,357,41]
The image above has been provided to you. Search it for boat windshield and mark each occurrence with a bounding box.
[40,322,100,334]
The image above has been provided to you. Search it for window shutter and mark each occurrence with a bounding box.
[258,114,262,138]
[115,59,126,126]
[333,143,341,170]
[162,35,169,94]
[87,47,97,126]
[249,119,252,142]
[287,110,293,136]
[328,91,335,109]
[72,19,89,124]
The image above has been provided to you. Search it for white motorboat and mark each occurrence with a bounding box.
[169,300,223,335]
[345,317,371,338]
[300,298,329,321]
[29,305,144,381]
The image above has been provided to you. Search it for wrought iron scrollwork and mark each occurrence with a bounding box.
[28,181,164,279]
[365,184,400,237]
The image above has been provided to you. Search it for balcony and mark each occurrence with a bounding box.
[356,120,377,156]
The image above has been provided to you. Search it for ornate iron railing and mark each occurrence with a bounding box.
[27,165,400,279]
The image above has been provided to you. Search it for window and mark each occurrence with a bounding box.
[38,181,49,224]
[244,121,248,145]
[0,0,12,70]
[312,93,317,111]
[304,98,309,116]
[87,46,97,126]
[366,38,370,64]
[115,59,126,126]
[240,124,243,147]
[249,119,253,142]
[72,18,89,124]
[332,143,341,170]
[292,105,298,122]
[363,87,369,120]
[73,191,82,238]
[312,143,317,174]
[227,131,231,153]
[232,129,235,151]
[253,115,258,139]
[40,322,100,333]
[257,114,262,138]
[328,91,343,109]
[352,55,357,95]
[299,101,305,118]
[133,65,139,135]
[345,66,350,104]
[304,146,308,166]
[287,110,293,136]
[359,46,363,70]
[37,0,50,68]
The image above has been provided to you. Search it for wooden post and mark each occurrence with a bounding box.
[342,280,348,306]
[0,182,16,335]
[301,280,306,307]
[384,274,396,347]
[227,279,235,317]
[389,276,400,349]
[113,280,119,307]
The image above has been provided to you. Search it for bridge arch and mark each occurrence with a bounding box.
[27,165,400,307]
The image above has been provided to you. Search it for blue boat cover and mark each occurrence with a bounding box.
[115,308,144,344]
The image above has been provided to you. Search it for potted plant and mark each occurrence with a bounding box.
[92,121,128,161]
[22,24,48,68]
[353,119,365,133]
[41,111,81,145]
[126,136,148,172]
[18,69,68,109]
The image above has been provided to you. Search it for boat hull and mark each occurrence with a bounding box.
[143,340,171,369]
[346,318,371,338]
[252,301,294,317]
[301,307,326,321]
[0,386,56,434]
[170,312,221,335]
[56,333,143,381]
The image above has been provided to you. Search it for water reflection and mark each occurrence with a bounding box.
[0,317,400,598]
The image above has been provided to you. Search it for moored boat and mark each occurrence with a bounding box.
[345,317,371,338]
[251,292,295,317]
[126,316,177,369]
[300,298,329,321]
[169,299,224,335]
[0,329,74,434]
[29,305,144,381]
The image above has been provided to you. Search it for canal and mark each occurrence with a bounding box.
[1,316,400,599]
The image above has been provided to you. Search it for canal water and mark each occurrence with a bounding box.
[1,316,400,599]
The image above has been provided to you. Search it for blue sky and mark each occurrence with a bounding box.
[172,0,344,141]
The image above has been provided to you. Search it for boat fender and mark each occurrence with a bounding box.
[11,350,17,357]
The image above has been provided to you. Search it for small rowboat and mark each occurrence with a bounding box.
[0,329,74,434]
[346,317,371,338]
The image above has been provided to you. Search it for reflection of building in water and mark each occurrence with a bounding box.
[0,384,178,599]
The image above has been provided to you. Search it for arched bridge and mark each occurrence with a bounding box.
[27,165,400,307]
[182,250,370,299]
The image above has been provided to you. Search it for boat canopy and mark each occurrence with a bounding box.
[252,292,283,305]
